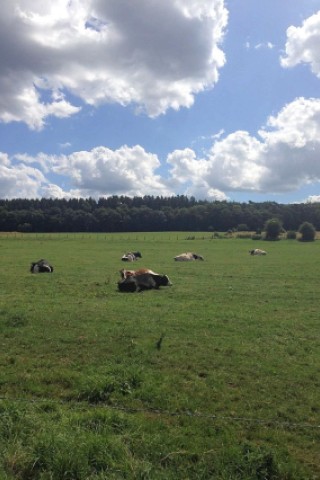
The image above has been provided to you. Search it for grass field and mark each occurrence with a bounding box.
[0,232,319,479]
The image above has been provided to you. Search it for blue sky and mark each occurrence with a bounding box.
[1,0,320,203]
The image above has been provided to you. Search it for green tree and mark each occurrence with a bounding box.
[298,221,316,242]
[264,218,282,241]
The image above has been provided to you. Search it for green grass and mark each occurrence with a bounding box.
[0,232,319,479]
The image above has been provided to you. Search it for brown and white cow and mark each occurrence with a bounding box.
[174,252,204,261]
[120,268,160,279]
[118,267,172,291]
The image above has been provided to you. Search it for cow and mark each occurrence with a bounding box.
[120,268,160,279]
[249,249,267,256]
[174,252,204,261]
[121,251,142,262]
[30,259,54,273]
[119,268,172,285]
[118,272,172,292]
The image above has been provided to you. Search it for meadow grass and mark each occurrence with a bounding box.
[0,232,319,479]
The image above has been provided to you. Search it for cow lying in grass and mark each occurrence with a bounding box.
[120,268,160,279]
[121,251,142,262]
[30,259,54,273]
[249,249,267,256]
[118,270,172,292]
[174,252,204,261]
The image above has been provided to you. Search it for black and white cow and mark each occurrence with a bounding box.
[249,249,267,256]
[121,251,142,262]
[118,272,172,292]
[30,259,54,273]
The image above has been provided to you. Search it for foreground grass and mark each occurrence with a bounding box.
[0,233,319,479]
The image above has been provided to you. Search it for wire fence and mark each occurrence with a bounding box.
[0,232,210,241]
[0,395,319,431]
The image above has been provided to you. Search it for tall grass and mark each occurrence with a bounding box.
[0,233,319,479]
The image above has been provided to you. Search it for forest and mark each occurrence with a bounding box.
[1,195,320,233]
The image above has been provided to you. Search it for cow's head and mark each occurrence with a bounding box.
[155,274,172,286]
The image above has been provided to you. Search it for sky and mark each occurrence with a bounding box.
[1,0,320,204]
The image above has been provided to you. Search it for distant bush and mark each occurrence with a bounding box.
[286,230,297,240]
[298,222,316,242]
[251,234,262,240]
[264,218,282,241]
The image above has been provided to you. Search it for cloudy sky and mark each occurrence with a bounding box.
[1,0,320,203]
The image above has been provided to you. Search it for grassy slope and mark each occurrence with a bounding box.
[0,233,319,479]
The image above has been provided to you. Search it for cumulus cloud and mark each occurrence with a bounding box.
[0,155,47,198]
[0,0,228,129]
[304,195,320,203]
[29,145,173,198]
[165,147,228,200]
[166,131,266,196]
[281,10,320,77]
[2,96,320,201]
[167,97,320,196]
[40,184,75,199]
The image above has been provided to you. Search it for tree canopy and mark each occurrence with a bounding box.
[0,196,319,233]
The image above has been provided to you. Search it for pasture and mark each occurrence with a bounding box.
[0,232,319,479]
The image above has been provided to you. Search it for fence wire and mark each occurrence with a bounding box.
[0,395,319,431]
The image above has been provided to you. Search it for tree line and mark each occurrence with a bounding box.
[0,196,320,233]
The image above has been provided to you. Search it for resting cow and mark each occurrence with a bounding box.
[118,272,172,292]
[121,251,142,262]
[30,259,54,273]
[120,268,160,279]
[249,249,267,256]
[174,252,204,261]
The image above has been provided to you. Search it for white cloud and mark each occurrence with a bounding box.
[254,42,274,50]
[167,148,209,184]
[40,184,74,199]
[0,153,10,166]
[167,97,320,196]
[2,97,320,200]
[0,160,46,198]
[59,142,72,149]
[245,41,274,51]
[281,10,320,77]
[37,145,173,198]
[304,195,320,203]
[0,0,228,129]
